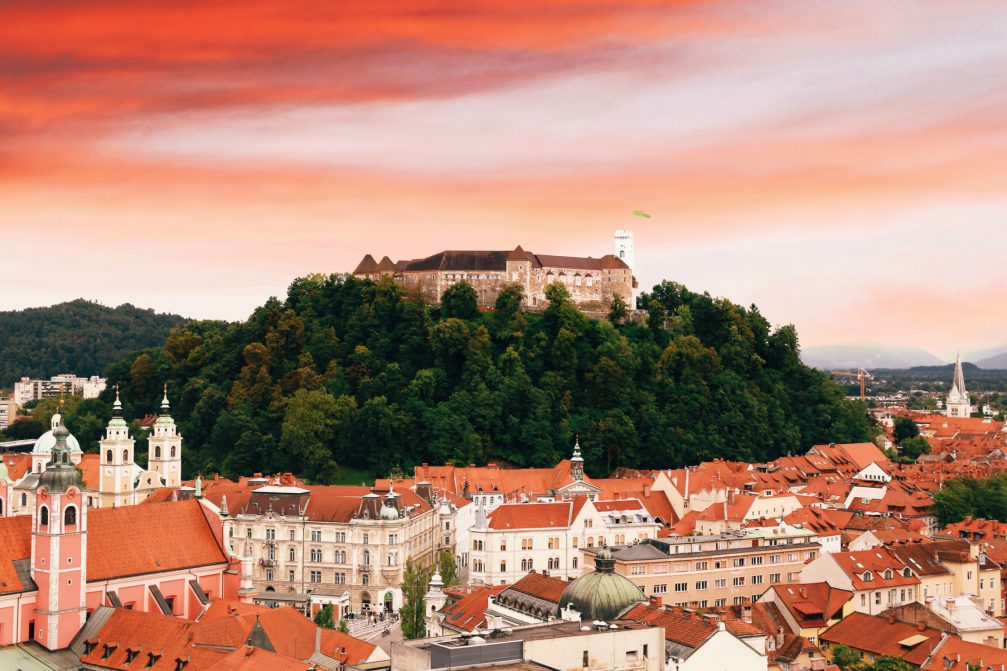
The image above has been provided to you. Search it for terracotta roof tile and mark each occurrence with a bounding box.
[0,515,31,595]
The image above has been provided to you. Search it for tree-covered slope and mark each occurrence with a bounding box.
[0,299,188,387]
[102,275,873,481]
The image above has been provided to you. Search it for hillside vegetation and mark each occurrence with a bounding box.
[0,300,188,388]
[100,274,873,482]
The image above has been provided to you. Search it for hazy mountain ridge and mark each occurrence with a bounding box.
[801,343,944,370]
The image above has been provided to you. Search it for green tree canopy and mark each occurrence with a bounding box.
[399,557,429,640]
[440,282,479,320]
[893,417,919,444]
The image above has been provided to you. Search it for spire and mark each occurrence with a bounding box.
[245,615,276,652]
[160,383,171,415]
[952,351,967,396]
[571,436,584,482]
[220,494,229,516]
[38,412,83,493]
[113,384,123,417]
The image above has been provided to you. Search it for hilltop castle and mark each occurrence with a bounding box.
[353,234,637,310]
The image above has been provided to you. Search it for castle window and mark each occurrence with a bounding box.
[106,450,113,464]
[65,505,77,527]
[40,506,49,527]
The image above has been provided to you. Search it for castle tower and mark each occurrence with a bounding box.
[571,437,584,482]
[614,230,635,270]
[98,386,136,507]
[32,415,87,650]
[148,385,182,488]
[946,352,972,418]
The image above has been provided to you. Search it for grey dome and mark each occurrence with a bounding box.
[559,548,646,621]
[33,415,82,455]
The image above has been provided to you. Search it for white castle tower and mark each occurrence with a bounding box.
[614,229,635,270]
[946,352,971,418]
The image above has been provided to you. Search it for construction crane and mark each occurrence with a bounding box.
[829,369,873,401]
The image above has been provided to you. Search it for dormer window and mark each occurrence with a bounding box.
[884,569,894,580]
[903,567,912,578]
[862,570,873,582]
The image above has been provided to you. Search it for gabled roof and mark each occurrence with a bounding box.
[828,548,923,590]
[0,515,32,595]
[820,612,943,666]
[440,584,509,632]
[500,571,568,605]
[488,501,578,530]
[771,583,852,628]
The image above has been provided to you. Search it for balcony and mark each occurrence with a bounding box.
[260,559,277,568]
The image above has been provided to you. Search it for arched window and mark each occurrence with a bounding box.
[170,446,176,458]
[105,450,113,464]
[62,452,68,464]
[155,446,162,459]
[64,506,77,527]
[362,550,370,566]
[20,493,27,507]
[122,449,128,463]
[39,506,49,527]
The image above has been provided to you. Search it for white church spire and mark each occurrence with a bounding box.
[946,351,971,418]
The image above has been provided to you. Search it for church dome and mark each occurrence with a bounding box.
[559,547,646,621]
[380,501,400,520]
[32,414,82,455]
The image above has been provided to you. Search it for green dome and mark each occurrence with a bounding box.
[559,548,646,621]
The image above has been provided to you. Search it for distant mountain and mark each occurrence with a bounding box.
[977,351,1007,370]
[0,299,189,388]
[801,343,944,370]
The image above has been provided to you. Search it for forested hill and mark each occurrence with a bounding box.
[102,275,873,482]
[0,300,188,387]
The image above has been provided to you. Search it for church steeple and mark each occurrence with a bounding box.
[946,351,972,418]
[571,437,584,482]
[149,383,182,488]
[99,386,136,507]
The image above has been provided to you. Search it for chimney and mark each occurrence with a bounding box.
[799,587,807,598]
[649,596,663,607]
[643,482,652,497]
[888,615,896,625]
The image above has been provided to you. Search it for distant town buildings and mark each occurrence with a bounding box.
[353,234,636,310]
[13,372,106,404]
[0,397,16,430]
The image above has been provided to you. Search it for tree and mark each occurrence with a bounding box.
[865,657,913,671]
[313,603,335,629]
[338,618,349,634]
[279,389,340,479]
[899,436,931,462]
[893,417,919,444]
[438,550,460,587]
[830,643,863,671]
[399,557,429,640]
[608,294,628,324]
[441,282,479,320]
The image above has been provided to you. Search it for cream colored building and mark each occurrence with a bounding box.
[468,496,661,585]
[586,525,820,609]
[223,483,441,613]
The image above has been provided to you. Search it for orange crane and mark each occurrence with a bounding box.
[829,369,872,400]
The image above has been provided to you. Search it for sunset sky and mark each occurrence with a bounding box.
[2,1,1005,359]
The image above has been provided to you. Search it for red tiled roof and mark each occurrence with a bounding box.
[2,452,31,481]
[622,604,718,648]
[488,502,575,530]
[820,612,942,666]
[441,584,508,632]
[87,500,229,581]
[829,548,923,590]
[0,515,31,595]
[506,571,568,604]
[771,583,851,628]
[78,453,100,489]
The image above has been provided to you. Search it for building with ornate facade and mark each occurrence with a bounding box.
[353,240,635,310]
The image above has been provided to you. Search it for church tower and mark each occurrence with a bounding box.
[98,387,136,507]
[946,352,972,418]
[32,414,87,650]
[614,229,635,270]
[148,385,182,488]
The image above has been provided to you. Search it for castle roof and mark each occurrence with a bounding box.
[352,248,631,275]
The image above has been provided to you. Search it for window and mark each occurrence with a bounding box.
[787,553,798,562]
[770,573,781,584]
[732,558,745,568]
[583,651,589,668]
[548,557,560,570]
[310,571,322,584]
[362,574,369,586]
[548,537,560,550]
[500,540,507,551]
[106,450,113,464]
[860,593,866,607]
[155,446,161,459]
[266,569,274,581]
[631,565,646,575]
[64,506,77,527]
[875,592,881,605]
[334,573,346,584]
[335,532,346,543]
[733,577,745,587]
[363,533,369,545]
[170,446,176,458]
[311,530,321,542]
[288,547,296,562]
[696,580,708,590]
[573,537,579,548]
[266,528,275,541]
[122,449,128,462]
[521,538,533,550]
[310,549,322,562]
[751,556,763,565]
[288,570,295,582]
[572,558,578,569]
[387,553,397,567]
[904,567,912,578]
[363,550,370,566]
[715,579,726,588]
[20,493,26,507]
[715,599,727,607]
[289,530,295,541]
[673,583,687,592]
[769,554,780,564]
[39,506,49,527]
[246,528,252,539]
[752,575,763,585]
[389,534,398,545]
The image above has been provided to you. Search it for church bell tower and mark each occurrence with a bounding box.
[98,386,136,507]
[32,413,87,650]
[148,385,182,488]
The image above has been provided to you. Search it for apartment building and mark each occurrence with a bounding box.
[583,524,820,608]
[467,497,661,585]
[13,373,106,404]
[222,482,442,614]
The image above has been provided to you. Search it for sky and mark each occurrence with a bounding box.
[1,0,1005,360]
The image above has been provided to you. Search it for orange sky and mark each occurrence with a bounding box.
[1,1,1005,359]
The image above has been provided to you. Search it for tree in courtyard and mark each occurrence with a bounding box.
[399,557,430,640]
[313,603,335,629]
[899,436,931,462]
[865,656,913,671]
[830,643,863,671]
[438,550,460,587]
[338,619,349,634]
[893,417,919,444]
